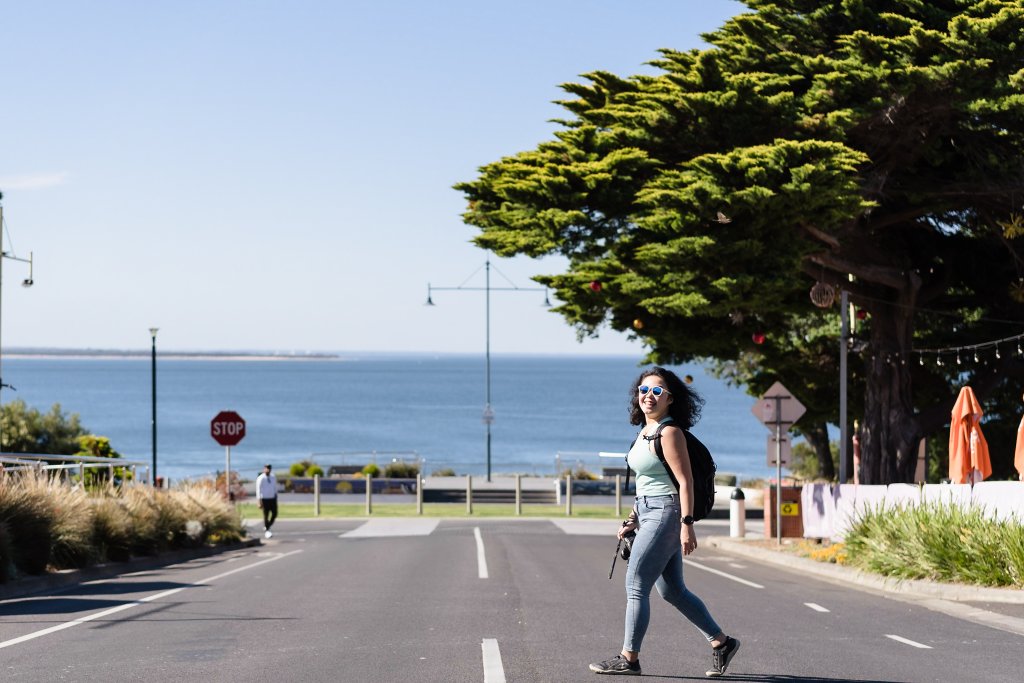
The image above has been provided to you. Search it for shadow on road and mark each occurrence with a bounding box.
[643,675,907,682]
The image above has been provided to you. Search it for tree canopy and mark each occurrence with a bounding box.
[456,0,1024,483]
[1,400,87,455]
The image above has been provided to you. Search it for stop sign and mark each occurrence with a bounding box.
[211,411,246,446]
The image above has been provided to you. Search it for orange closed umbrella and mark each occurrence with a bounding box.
[948,386,992,484]
[1015,395,1024,481]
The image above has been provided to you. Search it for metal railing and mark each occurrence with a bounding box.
[0,452,151,484]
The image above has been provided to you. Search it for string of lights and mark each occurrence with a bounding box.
[854,330,1024,367]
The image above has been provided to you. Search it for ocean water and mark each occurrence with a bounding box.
[0,354,777,483]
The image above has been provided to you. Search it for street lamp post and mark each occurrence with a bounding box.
[150,327,159,486]
[0,193,35,453]
[426,255,550,482]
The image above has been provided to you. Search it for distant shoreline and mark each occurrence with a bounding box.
[3,348,342,361]
[2,348,640,361]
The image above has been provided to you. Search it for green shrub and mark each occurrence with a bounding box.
[46,480,95,568]
[0,399,87,454]
[561,467,598,480]
[362,463,381,478]
[431,467,457,477]
[289,461,309,477]
[122,486,186,556]
[844,503,1024,588]
[0,521,12,582]
[0,470,57,574]
[383,462,419,478]
[91,493,133,562]
[715,473,738,487]
[306,464,324,478]
[76,435,130,488]
[168,483,244,546]
[0,471,246,583]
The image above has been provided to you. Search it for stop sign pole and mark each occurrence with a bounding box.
[211,411,246,501]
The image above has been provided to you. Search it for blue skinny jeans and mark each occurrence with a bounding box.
[623,494,721,653]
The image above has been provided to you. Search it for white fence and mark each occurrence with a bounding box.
[802,481,1024,541]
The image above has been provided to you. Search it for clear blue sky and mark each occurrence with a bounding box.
[1,0,743,355]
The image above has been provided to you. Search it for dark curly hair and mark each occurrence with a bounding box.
[628,366,704,429]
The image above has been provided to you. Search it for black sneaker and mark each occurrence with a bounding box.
[706,637,740,677]
[589,654,641,675]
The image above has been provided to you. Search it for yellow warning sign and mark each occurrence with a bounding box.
[780,502,799,516]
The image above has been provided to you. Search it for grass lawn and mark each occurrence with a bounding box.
[237,502,625,519]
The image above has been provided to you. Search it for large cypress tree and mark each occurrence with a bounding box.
[456,1,1024,484]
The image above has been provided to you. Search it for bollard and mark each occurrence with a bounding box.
[416,476,424,515]
[615,474,622,518]
[314,474,321,517]
[366,474,373,515]
[466,475,473,515]
[515,473,522,516]
[565,474,573,516]
[730,487,746,538]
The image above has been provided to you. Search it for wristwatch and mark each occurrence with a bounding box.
[682,515,695,526]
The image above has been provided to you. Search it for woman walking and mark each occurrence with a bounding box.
[590,367,740,678]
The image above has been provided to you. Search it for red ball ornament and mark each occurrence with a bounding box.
[589,281,602,292]
[752,332,766,345]
[856,309,868,320]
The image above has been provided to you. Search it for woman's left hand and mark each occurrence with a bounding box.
[681,524,697,555]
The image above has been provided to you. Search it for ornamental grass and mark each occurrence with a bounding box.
[843,502,1024,588]
[0,470,245,583]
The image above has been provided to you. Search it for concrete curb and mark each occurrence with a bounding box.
[0,538,262,601]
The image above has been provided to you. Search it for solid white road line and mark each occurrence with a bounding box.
[0,549,303,651]
[886,634,933,649]
[804,602,830,612]
[481,638,506,683]
[684,559,765,588]
[475,527,489,579]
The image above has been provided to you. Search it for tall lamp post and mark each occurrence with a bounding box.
[0,192,36,453]
[426,255,550,482]
[150,327,159,486]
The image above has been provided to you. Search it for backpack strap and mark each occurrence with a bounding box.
[643,419,681,492]
[623,434,636,495]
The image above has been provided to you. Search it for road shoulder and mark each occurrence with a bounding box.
[707,535,1024,637]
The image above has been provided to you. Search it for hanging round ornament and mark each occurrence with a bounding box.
[752,332,766,345]
[588,281,602,292]
[809,281,836,308]
[633,318,644,330]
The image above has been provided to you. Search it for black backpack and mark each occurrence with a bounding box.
[625,420,717,522]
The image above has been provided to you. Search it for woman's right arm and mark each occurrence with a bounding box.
[618,504,639,539]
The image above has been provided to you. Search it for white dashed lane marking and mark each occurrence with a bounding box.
[886,634,932,649]
[804,602,830,612]
[475,527,489,579]
[684,559,764,588]
[482,638,506,683]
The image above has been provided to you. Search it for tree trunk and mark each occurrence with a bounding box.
[801,422,835,480]
[858,290,922,484]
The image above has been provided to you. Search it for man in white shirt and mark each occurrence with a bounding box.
[255,464,278,539]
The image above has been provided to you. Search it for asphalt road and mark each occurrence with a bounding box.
[1,518,1020,682]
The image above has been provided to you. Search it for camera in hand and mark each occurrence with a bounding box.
[620,525,637,561]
